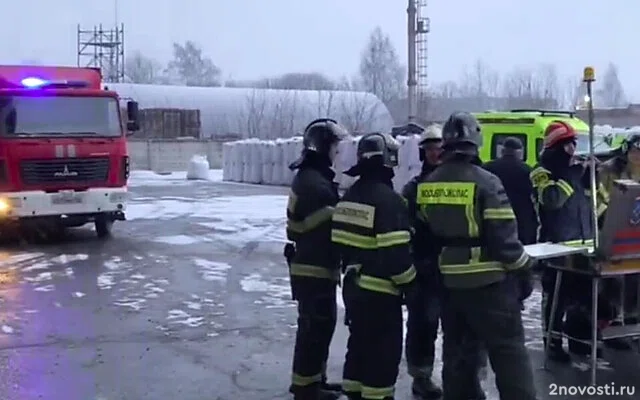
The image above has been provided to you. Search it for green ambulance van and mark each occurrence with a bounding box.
[473,109,613,166]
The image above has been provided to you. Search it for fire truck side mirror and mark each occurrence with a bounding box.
[126,101,140,132]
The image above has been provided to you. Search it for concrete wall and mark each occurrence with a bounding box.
[128,139,225,172]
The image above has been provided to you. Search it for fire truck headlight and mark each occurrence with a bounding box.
[21,77,48,88]
[0,199,10,213]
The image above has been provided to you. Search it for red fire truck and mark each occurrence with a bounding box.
[0,65,139,238]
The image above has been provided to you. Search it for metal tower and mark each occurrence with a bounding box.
[77,24,125,83]
[415,0,430,117]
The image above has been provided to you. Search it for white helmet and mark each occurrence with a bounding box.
[419,124,443,146]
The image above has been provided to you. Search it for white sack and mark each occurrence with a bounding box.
[222,143,233,181]
[262,141,275,185]
[273,139,286,185]
[248,140,263,183]
[241,141,252,182]
[186,155,210,180]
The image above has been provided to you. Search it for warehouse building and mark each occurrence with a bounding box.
[106,83,395,139]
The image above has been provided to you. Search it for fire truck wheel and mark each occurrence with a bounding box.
[95,218,113,238]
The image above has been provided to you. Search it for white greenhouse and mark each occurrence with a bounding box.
[106,83,395,139]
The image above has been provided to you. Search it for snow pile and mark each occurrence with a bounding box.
[186,155,210,180]
[222,135,422,190]
[594,124,640,136]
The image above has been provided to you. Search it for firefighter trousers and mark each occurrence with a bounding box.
[342,287,403,400]
[441,279,537,400]
[290,279,338,395]
[405,288,439,379]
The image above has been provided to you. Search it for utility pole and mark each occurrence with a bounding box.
[407,0,417,123]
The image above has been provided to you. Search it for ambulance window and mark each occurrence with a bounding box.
[490,134,527,160]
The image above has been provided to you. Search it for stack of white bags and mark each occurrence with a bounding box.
[222,135,423,191]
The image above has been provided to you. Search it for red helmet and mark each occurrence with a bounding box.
[543,121,577,149]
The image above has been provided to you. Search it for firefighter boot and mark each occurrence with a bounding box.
[543,338,571,363]
[469,379,486,400]
[321,381,342,392]
[293,390,341,400]
[411,376,442,399]
[291,384,342,400]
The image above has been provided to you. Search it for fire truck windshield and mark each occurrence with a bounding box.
[0,95,121,137]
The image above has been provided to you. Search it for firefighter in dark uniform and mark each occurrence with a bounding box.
[401,123,443,399]
[416,112,537,400]
[332,132,418,400]
[483,137,538,245]
[531,121,612,361]
[600,134,640,350]
[286,118,348,400]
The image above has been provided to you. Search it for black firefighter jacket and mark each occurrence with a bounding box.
[483,155,538,245]
[331,176,417,297]
[402,163,441,284]
[286,156,341,284]
[530,161,605,247]
[415,159,531,289]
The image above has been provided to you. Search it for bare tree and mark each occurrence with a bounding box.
[263,72,336,90]
[316,90,337,117]
[237,90,268,138]
[597,63,626,108]
[166,41,222,87]
[460,59,500,97]
[432,81,460,99]
[269,92,300,137]
[560,78,583,109]
[335,76,364,91]
[501,66,558,109]
[359,27,405,103]
[338,92,380,133]
[125,51,164,84]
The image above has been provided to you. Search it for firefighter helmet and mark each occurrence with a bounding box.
[356,132,399,168]
[442,112,482,149]
[543,121,577,149]
[302,118,349,155]
[419,124,443,147]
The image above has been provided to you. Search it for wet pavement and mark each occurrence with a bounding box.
[0,175,638,400]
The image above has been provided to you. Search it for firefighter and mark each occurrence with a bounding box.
[530,120,612,360]
[483,137,538,245]
[416,112,537,400]
[332,132,418,400]
[401,123,443,399]
[599,134,640,349]
[286,118,348,400]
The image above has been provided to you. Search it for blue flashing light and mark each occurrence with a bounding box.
[21,77,48,88]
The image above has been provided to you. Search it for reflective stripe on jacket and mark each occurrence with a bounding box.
[331,177,416,296]
[531,163,596,244]
[287,161,340,280]
[416,161,530,289]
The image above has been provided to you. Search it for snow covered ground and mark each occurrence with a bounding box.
[0,170,632,400]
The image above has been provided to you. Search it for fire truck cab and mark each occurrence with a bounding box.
[0,65,139,238]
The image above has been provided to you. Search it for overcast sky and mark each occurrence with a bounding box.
[1,0,637,100]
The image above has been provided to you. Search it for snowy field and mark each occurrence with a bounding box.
[0,170,636,400]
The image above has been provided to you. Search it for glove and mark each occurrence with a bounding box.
[515,268,534,302]
[342,268,358,326]
[283,242,295,264]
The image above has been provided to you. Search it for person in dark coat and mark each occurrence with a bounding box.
[483,137,537,245]
[286,118,349,400]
